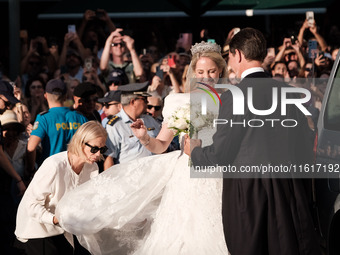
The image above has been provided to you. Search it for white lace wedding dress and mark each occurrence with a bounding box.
[56,93,228,255]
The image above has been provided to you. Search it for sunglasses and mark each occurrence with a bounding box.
[85,143,108,154]
[111,42,125,47]
[147,105,161,111]
[103,102,120,108]
[305,68,312,72]
[135,97,148,103]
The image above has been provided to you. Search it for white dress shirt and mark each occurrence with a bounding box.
[15,151,98,243]
[241,67,265,80]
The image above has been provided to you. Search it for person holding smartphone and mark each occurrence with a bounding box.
[297,15,328,52]
[100,28,145,86]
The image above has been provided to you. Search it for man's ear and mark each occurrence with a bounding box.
[130,98,136,106]
[235,49,243,63]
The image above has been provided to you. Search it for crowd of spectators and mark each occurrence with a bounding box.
[1,8,340,254]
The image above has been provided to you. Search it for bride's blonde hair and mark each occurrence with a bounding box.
[184,42,228,92]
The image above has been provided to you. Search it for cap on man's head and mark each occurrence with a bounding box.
[73,82,97,98]
[0,80,20,104]
[98,91,121,103]
[118,81,151,97]
[46,78,67,95]
[108,69,128,85]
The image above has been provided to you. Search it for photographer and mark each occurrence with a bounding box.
[100,28,145,86]
[82,56,106,96]
[274,37,305,79]
[78,9,116,58]
[298,18,328,52]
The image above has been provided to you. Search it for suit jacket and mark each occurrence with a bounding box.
[191,72,320,255]
[192,71,313,171]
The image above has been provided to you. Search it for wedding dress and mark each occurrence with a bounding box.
[56,93,228,255]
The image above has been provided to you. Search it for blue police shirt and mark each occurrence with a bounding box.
[31,107,88,164]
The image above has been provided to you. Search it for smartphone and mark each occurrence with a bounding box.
[207,39,216,43]
[267,47,275,57]
[306,11,314,27]
[167,55,176,68]
[290,35,297,44]
[68,24,76,34]
[155,65,164,79]
[84,58,92,71]
[308,40,318,58]
[319,51,325,59]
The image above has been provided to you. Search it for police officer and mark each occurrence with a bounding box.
[98,90,122,128]
[27,78,88,166]
[104,82,160,169]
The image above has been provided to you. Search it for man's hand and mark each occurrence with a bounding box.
[184,134,202,156]
[122,35,135,52]
[16,180,26,196]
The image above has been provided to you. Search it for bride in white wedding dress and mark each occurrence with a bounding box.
[56,41,230,255]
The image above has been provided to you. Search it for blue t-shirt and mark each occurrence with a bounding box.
[31,107,88,165]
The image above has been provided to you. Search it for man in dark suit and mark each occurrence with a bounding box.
[188,28,321,255]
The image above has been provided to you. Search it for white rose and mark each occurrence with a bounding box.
[174,118,188,130]
[192,116,205,129]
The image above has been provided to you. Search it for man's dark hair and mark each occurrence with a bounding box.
[229,27,267,62]
[271,61,287,71]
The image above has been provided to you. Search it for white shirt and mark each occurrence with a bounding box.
[241,67,264,80]
[15,151,99,243]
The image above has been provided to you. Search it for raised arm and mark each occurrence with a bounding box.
[131,119,174,154]
[123,35,144,78]
[99,29,123,71]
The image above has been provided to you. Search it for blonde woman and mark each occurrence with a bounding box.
[56,42,230,255]
[15,121,107,255]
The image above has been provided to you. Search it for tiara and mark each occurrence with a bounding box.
[190,41,221,55]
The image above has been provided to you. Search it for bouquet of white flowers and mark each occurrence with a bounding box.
[167,103,191,137]
[190,103,215,139]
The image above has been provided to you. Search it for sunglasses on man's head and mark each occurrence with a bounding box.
[85,143,108,154]
[147,105,161,111]
[111,42,125,47]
